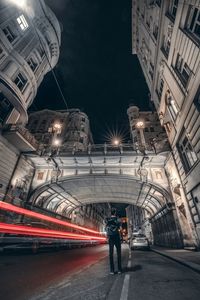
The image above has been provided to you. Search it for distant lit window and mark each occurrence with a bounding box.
[175,53,191,87]
[3,26,16,43]
[17,15,29,31]
[185,6,200,43]
[13,73,27,91]
[177,131,198,173]
[27,57,38,72]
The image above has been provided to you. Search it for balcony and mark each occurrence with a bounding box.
[3,125,39,152]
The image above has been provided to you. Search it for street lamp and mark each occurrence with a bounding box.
[135,120,145,129]
[53,123,62,134]
[113,139,120,146]
[135,119,146,148]
[53,139,61,147]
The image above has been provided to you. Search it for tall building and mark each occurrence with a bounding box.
[0,0,61,126]
[27,109,93,152]
[0,0,61,199]
[132,0,200,247]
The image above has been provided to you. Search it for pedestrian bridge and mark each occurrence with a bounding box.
[26,143,172,218]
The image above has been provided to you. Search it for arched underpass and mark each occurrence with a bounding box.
[29,174,183,248]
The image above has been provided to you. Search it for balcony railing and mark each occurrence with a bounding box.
[3,125,39,151]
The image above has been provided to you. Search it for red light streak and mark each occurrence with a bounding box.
[0,223,106,241]
[0,201,101,235]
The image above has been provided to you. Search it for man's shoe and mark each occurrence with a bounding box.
[117,270,122,274]
[110,271,114,275]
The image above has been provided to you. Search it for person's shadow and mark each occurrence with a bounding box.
[123,264,142,272]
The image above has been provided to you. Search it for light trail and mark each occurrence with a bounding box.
[0,222,106,241]
[0,201,101,235]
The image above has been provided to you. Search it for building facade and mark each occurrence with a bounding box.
[27,109,93,152]
[0,0,61,199]
[132,0,200,248]
[0,0,61,126]
[127,105,169,153]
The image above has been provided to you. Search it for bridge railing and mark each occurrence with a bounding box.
[43,140,170,156]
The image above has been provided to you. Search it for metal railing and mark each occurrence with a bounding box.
[3,125,39,150]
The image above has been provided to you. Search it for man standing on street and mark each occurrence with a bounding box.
[105,208,122,274]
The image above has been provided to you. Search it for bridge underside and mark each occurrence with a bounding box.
[29,174,171,218]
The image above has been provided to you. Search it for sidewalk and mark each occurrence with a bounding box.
[151,246,200,274]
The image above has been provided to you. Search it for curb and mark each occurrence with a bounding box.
[151,249,200,275]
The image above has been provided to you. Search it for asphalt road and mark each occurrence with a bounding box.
[0,245,200,300]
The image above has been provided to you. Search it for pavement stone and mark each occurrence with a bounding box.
[151,246,200,275]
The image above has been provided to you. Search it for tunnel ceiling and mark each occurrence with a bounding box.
[30,174,171,218]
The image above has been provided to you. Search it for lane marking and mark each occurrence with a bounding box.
[120,274,130,300]
[127,260,131,268]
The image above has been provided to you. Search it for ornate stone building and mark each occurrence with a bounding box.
[132,0,200,248]
[27,109,93,152]
[0,0,61,198]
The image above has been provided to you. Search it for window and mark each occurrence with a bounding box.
[150,127,155,132]
[177,131,198,173]
[17,14,29,31]
[3,26,16,43]
[157,77,164,100]
[169,0,179,19]
[156,0,161,6]
[162,34,171,57]
[0,93,13,123]
[153,23,158,40]
[149,61,154,80]
[165,90,178,121]
[37,45,45,59]
[27,57,38,72]
[194,87,200,112]
[185,6,200,43]
[191,185,200,221]
[13,73,27,91]
[81,117,86,122]
[175,53,191,87]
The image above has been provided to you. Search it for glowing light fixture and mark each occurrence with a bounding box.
[135,120,145,128]
[53,139,61,146]
[9,0,27,8]
[113,139,120,146]
[53,123,62,134]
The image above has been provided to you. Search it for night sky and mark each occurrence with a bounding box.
[32,0,150,143]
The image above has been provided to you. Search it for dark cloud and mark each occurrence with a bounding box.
[32,0,149,143]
